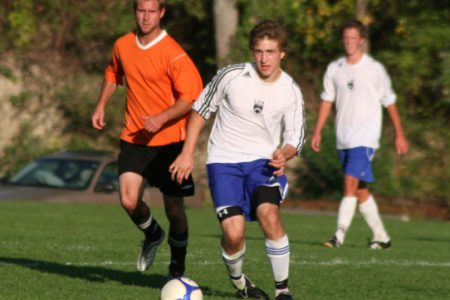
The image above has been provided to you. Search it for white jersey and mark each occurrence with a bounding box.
[193,63,306,164]
[321,54,396,149]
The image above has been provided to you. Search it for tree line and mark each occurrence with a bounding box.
[0,0,448,204]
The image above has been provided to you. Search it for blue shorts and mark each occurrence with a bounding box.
[338,147,375,183]
[206,159,288,221]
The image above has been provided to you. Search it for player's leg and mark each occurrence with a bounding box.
[254,187,292,300]
[154,142,195,277]
[220,212,246,288]
[247,160,291,299]
[219,209,268,299]
[119,171,165,271]
[118,141,165,272]
[328,174,359,247]
[207,162,269,299]
[163,195,189,277]
[356,183,391,248]
[325,149,358,247]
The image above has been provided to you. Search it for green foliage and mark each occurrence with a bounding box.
[293,115,342,200]
[0,65,16,81]
[7,0,36,50]
[9,90,31,108]
[55,74,126,150]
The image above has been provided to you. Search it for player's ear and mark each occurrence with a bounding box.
[159,6,166,19]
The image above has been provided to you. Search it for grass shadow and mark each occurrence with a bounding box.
[0,256,235,298]
[0,256,167,288]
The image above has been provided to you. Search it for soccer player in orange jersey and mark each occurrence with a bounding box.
[91,0,202,278]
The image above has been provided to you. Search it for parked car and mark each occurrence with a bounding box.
[0,151,120,202]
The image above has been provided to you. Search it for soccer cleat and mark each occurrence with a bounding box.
[136,227,165,271]
[233,274,269,299]
[368,240,391,250]
[275,291,294,300]
[324,236,341,248]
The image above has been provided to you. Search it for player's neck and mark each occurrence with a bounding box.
[346,51,363,65]
[137,28,162,46]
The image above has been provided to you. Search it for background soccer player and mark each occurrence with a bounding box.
[170,20,305,300]
[91,0,202,277]
[311,19,409,249]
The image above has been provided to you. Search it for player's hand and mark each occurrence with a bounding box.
[311,132,321,152]
[141,114,168,133]
[169,153,194,185]
[395,135,409,155]
[269,149,286,176]
[92,109,105,130]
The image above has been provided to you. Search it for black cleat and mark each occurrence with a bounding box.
[275,291,294,300]
[233,274,269,299]
[369,240,391,250]
[324,236,341,248]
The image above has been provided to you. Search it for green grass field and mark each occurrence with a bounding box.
[0,200,449,300]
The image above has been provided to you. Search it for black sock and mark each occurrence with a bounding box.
[144,219,162,241]
[168,230,188,274]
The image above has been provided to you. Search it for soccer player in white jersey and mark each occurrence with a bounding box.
[170,20,305,300]
[311,19,409,249]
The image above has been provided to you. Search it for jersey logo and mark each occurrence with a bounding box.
[347,79,354,90]
[253,100,264,114]
[243,71,251,78]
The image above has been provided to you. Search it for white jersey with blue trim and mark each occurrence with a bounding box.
[193,62,305,164]
[321,54,396,150]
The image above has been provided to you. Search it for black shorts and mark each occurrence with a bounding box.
[118,140,194,197]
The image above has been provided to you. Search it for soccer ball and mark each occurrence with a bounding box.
[160,277,203,300]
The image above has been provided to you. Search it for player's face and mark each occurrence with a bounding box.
[342,28,364,56]
[252,38,286,82]
[135,0,164,37]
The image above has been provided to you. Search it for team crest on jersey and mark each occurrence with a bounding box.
[253,100,264,114]
[347,79,354,90]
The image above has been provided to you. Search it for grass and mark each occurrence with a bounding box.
[0,200,449,299]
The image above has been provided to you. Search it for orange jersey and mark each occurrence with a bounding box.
[104,31,203,146]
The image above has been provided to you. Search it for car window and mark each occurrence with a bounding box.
[95,162,119,193]
[10,159,99,190]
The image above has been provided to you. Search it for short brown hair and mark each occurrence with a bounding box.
[133,0,165,11]
[249,20,288,52]
[341,19,368,39]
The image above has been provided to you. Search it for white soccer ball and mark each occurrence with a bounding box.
[160,277,203,300]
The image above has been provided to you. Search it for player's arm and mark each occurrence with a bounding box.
[386,104,409,154]
[311,100,333,152]
[141,98,193,133]
[169,111,206,184]
[92,80,117,130]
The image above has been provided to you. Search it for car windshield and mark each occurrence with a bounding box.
[10,159,99,190]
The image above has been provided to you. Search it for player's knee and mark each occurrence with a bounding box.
[223,231,244,249]
[120,193,140,213]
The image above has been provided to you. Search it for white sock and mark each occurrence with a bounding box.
[222,245,246,289]
[335,196,357,243]
[359,195,390,242]
[265,235,290,293]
